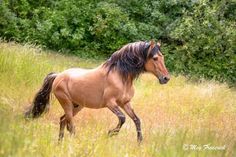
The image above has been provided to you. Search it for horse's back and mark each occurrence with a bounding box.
[52,68,89,91]
[62,68,90,77]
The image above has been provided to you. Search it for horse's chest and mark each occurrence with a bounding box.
[119,87,134,104]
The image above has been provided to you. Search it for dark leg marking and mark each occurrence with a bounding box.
[58,103,83,140]
[59,113,76,138]
[108,106,126,136]
[123,104,143,143]
[59,114,66,141]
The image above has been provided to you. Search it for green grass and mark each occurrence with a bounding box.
[0,41,235,157]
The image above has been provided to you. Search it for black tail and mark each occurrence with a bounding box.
[25,72,57,118]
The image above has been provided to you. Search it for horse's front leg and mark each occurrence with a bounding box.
[107,100,126,136]
[122,102,143,143]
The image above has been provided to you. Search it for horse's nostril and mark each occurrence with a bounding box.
[164,76,170,81]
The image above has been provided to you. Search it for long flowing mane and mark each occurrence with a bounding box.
[103,41,151,81]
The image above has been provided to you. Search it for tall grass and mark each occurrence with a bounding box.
[0,42,235,157]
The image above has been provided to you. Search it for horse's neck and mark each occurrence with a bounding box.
[98,63,131,84]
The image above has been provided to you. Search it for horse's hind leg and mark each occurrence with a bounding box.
[107,104,126,136]
[59,114,66,141]
[63,105,75,135]
[58,104,83,141]
[66,104,83,131]
[55,91,75,140]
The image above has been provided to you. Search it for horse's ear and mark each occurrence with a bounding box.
[150,40,155,48]
[147,40,155,57]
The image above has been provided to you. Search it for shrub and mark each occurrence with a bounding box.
[0,0,235,84]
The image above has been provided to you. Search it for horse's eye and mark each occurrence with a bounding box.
[153,57,158,61]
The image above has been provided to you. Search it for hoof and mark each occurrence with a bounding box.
[137,135,143,144]
[58,136,64,143]
[108,129,119,136]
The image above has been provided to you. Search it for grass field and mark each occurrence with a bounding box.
[0,42,235,157]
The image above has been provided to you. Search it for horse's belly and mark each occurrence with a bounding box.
[71,90,105,109]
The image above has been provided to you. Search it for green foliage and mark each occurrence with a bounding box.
[0,0,235,84]
[168,0,236,84]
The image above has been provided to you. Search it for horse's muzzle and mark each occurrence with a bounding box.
[158,76,170,84]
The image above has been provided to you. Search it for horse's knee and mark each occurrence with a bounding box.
[135,118,140,124]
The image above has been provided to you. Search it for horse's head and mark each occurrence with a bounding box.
[144,41,170,84]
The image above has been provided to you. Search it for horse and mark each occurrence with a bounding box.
[25,40,170,143]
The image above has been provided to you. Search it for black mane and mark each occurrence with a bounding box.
[103,41,159,81]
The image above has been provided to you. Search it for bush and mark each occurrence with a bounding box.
[0,0,235,84]
[168,0,236,83]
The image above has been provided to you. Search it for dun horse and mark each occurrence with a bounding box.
[26,40,170,142]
